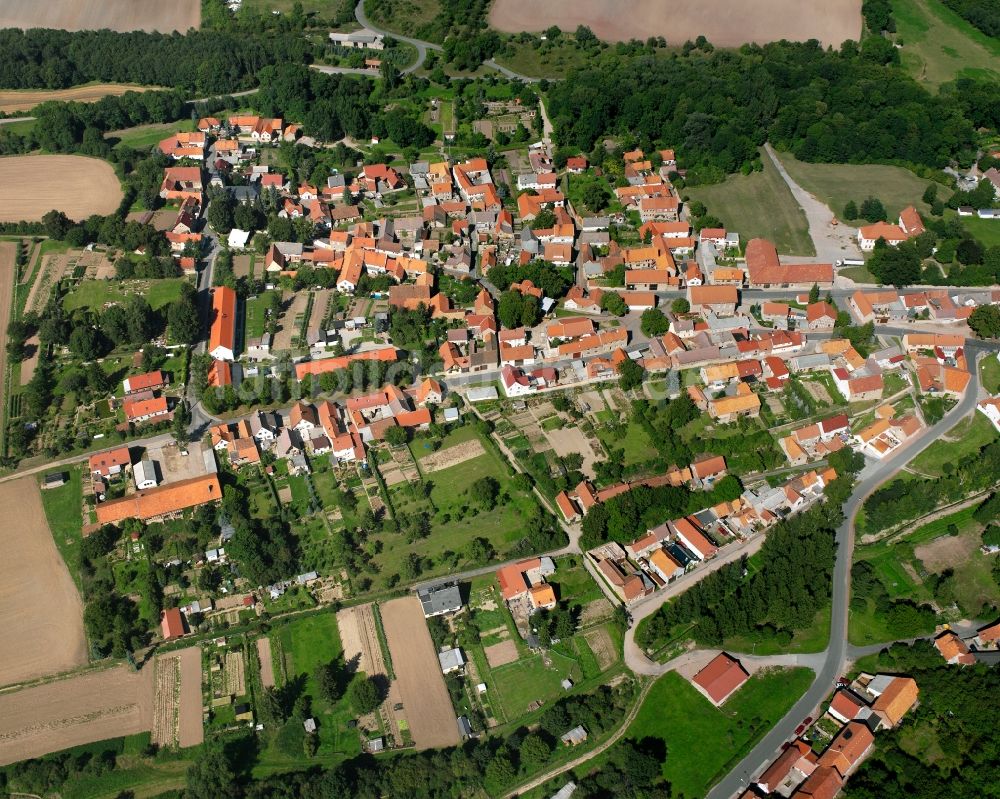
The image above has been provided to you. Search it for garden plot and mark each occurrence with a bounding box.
[802,381,832,405]
[484,639,519,668]
[24,251,71,315]
[233,254,254,279]
[272,291,308,351]
[915,533,980,573]
[308,289,333,339]
[420,438,485,473]
[544,424,601,479]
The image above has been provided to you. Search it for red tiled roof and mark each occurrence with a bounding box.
[692,653,749,704]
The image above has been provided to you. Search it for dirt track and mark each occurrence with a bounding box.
[0,664,153,766]
[0,155,123,222]
[380,596,461,750]
[0,84,158,115]
[489,0,861,48]
[257,637,276,689]
[0,478,88,688]
[0,243,14,422]
[0,0,200,33]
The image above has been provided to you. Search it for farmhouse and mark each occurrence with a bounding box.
[209,286,237,361]
[687,285,738,316]
[96,473,222,524]
[123,370,166,395]
[744,238,833,288]
[159,166,203,202]
[692,652,749,705]
[89,446,132,478]
[123,396,169,424]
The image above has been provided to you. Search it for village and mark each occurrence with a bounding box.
[4,86,1000,799]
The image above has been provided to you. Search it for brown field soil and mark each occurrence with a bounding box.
[257,637,276,689]
[176,646,203,748]
[336,605,375,675]
[489,0,861,47]
[484,639,520,668]
[0,243,14,409]
[0,478,88,689]
[24,251,70,315]
[0,0,200,33]
[308,289,333,335]
[151,654,180,747]
[273,291,308,350]
[0,84,159,115]
[233,254,254,279]
[379,596,461,749]
[915,533,979,573]
[19,334,40,386]
[0,155,123,222]
[584,627,616,671]
[0,663,153,766]
[421,438,486,473]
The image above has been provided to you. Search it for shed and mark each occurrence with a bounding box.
[438,647,465,674]
[42,471,68,489]
[560,725,588,746]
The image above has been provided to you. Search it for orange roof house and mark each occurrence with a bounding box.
[209,286,237,361]
[792,766,843,799]
[871,676,918,728]
[161,607,186,641]
[528,584,556,610]
[745,238,833,287]
[123,370,166,395]
[294,347,398,380]
[496,558,540,601]
[934,630,976,665]
[692,653,749,704]
[89,446,132,477]
[123,395,169,423]
[817,721,874,778]
[96,473,222,525]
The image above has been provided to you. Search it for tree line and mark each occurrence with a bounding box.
[544,39,988,182]
[939,0,1000,37]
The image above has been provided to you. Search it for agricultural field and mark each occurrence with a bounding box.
[626,668,813,799]
[0,83,159,115]
[774,151,938,221]
[380,596,461,749]
[686,152,814,256]
[0,0,200,33]
[0,155,123,222]
[488,0,860,47]
[891,0,1000,87]
[0,477,88,688]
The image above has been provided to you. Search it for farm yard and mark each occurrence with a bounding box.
[0,156,123,222]
[0,0,200,33]
[0,477,88,688]
[0,83,159,114]
[379,596,461,749]
[488,0,861,47]
[686,150,814,256]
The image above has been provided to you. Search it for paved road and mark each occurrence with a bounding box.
[707,348,986,799]
[354,0,540,82]
[763,143,862,264]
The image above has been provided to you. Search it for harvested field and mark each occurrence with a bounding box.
[544,424,600,479]
[0,478,87,688]
[379,596,461,749]
[584,627,617,671]
[0,155,123,222]
[257,637,275,689]
[0,664,152,765]
[803,381,832,405]
[176,647,203,747]
[273,291,308,350]
[484,639,520,668]
[0,84,159,115]
[915,533,979,573]
[336,604,376,675]
[421,439,486,473]
[489,0,861,47]
[151,655,180,747]
[0,0,200,33]
[225,651,246,696]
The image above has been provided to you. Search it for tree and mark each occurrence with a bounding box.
[640,308,669,336]
[868,240,921,287]
[207,193,235,234]
[69,325,103,360]
[520,733,551,768]
[601,292,627,316]
[384,425,408,446]
[617,358,644,391]
[168,285,200,344]
[467,536,495,562]
[470,476,500,510]
[497,291,525,329]
[172,400,191,443]
[969,305,1000,339]
[347,674,380,714]
[315,658,345,705]
[842,200,858,220]
[922,184,938,205]
[184,741,239,799]
[580,180,609,212]
[860,196,887,222]
[808,283,820,303]
[670,297,690,315]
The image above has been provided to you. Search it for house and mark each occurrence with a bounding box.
[289,402,318,432]
[707,382,760,423]
[671,517,718,561]
[438,647,465,674]
[90,446,132,478]
[792,766,843,799]
[415,377,443,406]
[857,221,909,251]
[806,301,838,329]
[756,740,814,795]
[744,239,833,287]
[978,396,1000,432]
[123,395,169,424]
[831,368,883,402]
[42,471,68,489]
[96,474,222,524]
[648,548,683,582]
[692,653,749,705]
[123,370,166,395]
[209,286,237,361]
[417,582,463,617]
[496,557,556,602]
[817,721,874,778]
[828,688,868,724]
[933,630,976,665]
[159,166,203,201]
[161,607,187,641]
[870,676,918,728]
[688,285,738,316]
[328,29,385,49]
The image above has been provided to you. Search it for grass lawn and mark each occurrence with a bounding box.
[628,668,813,799]
[493,38,594,79]
[38,466,83,590]
[722,605,831,656]
[686,151,813,256]
[64,278,187,312]
[775,150,938,221]
[490,651,582,719]
[596,420,658,467]
[959,214,1000,248]
[910,412,998,476]
[891,0,1000,88]
[410,423,479,459]
[981,355,1000,394]
[107,120,196,150]
[244,290,278,339]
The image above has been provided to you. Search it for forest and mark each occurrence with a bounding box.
[545,39,989,181]
[939,0,1000,37]
[843,642,1000,799]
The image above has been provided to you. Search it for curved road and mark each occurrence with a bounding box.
[706,345,988,799]
[354,0,540,82]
